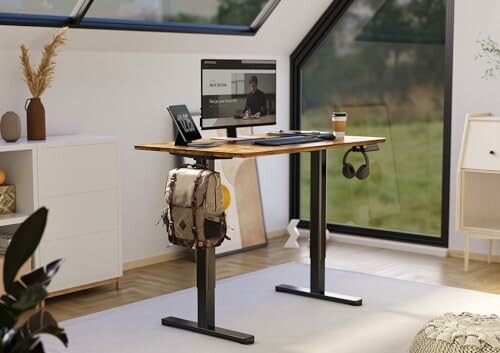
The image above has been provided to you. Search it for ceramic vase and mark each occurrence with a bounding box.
[0,111,21,142]
[25,97,46,140]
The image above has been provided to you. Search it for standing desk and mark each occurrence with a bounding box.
[135,135,385,345]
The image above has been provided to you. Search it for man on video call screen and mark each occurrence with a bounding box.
[244,76,267,117]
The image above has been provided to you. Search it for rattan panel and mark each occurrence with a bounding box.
[462,171,500,230]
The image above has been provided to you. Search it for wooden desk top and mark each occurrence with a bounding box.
[135,135,385,159]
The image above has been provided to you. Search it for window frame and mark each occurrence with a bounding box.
[289,0,454,247]
[0,0,281,36]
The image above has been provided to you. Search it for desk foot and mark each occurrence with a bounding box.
[275,284,362,306]
[162,316,254,345]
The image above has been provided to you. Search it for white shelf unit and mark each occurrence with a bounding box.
[0,136,122,295]
[457,113,500,271]
[0,143,37,224]
[0,214,29,227]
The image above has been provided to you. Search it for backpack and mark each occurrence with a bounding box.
[162,166,228,249]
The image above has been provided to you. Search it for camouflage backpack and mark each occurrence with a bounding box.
[162,166,228,249]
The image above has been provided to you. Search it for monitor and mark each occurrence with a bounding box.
[201,59,276,137]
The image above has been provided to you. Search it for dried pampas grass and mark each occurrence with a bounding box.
[20,26,68,98]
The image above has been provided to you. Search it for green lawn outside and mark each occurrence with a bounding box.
[299,119,443,237]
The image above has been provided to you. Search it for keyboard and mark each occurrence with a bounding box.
[254,135,322,146]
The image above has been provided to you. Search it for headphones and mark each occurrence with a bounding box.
[342,147,370,180]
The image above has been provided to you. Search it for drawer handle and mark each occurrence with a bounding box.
[490,150,496,155]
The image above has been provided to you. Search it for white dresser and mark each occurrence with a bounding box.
[457,113,500,271]
[0,135,122,295]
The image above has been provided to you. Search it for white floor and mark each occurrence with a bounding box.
[43,263,500,353]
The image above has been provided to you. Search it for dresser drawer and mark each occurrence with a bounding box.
[41,231,121,293]
[463,120,500,171]
[41,189,118,241]
[38,143,118,198]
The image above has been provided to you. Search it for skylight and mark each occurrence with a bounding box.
[0,0,281,35]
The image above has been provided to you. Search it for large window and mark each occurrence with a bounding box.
[0,0,280,35]
[87,0,269,27]
[292,0,452,244]
[0,1,79,16]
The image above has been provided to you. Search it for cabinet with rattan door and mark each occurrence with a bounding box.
[457,113,500,271]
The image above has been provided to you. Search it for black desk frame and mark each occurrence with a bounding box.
[275,150,362,305]
[162,150,362,345]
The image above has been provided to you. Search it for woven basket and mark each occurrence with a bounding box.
[410,313,500,353]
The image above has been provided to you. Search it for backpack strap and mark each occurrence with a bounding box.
[191,169,205,247]
[166,172,178,240]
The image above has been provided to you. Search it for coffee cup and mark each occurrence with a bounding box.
[331,112,347,139]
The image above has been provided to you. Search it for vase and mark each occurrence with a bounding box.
[0,111,21,142]
[25,97,46,140]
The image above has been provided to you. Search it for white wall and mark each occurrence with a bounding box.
[0,1,332,263]
[450,0,500,256]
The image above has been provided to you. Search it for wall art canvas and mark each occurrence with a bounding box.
[184,125,267,255]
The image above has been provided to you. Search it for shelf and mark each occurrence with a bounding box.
[0,213,28,227]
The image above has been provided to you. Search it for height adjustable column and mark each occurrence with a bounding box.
[276,149,362,305]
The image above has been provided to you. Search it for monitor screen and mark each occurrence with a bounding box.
[201,59,276,130]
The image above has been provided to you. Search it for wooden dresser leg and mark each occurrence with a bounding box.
[115,277,122,290]
[488,239,493,264]
[464,233,470,272]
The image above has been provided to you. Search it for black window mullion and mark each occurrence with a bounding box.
[70,0,95,25]
[250,0,281,31]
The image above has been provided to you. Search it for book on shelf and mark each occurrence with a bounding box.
[0,231,13,255]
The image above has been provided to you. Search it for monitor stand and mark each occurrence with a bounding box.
[209,127,260,143]
[226,127,237,138]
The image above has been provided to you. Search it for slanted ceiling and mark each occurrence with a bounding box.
[0,0,332,55]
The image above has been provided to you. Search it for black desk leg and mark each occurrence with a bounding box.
[276,150,362,306]
[162,248,255,344]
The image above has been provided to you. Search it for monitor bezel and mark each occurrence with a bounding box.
[200,59,277,131]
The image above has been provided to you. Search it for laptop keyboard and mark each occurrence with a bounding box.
[254,135,323,146]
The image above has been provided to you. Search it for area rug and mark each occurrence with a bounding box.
[43,262,500,353]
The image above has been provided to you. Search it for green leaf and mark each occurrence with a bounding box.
[4,311,68,353]
[6,335,41,353]
[0,304,18,328]
[27,311,68,347]
[4,208,48,293]
[20,259,63,288]
[11,284,47,312]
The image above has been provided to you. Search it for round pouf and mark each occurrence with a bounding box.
[410,313,500,353]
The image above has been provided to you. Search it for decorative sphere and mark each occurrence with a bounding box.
[0,111,21,142]
[0,169,6,185]
[222,184,231,210]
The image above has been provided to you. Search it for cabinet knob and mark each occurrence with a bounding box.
[490,150,496,155]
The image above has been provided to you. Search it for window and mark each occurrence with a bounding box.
[86,0,267,27]
[0,0,281,35]
[0,1,79,16]
[291,0,452,245]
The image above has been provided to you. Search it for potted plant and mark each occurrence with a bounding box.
[0,207,67,353]
[20,27,68,141]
